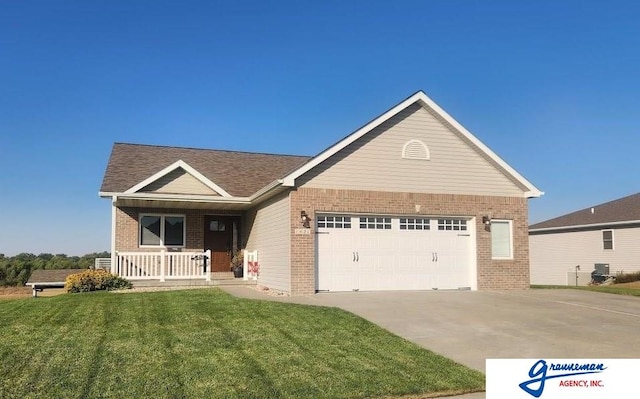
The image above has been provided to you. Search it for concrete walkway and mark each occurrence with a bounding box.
[222,287,640,398]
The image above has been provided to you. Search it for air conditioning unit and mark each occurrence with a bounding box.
[594,263,610,275]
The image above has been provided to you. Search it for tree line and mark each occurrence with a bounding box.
[0,252,110,287]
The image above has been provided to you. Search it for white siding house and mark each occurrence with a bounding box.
[529,192,640,285]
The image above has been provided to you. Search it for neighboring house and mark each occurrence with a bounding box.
[99,90,542,295]
[529,192,640,285]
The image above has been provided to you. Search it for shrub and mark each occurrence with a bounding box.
[65,269,132,293]
[614,271,640,284]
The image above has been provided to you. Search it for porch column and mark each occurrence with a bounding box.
[110,196,117,274]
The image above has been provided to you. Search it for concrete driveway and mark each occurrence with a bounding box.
[223,288,640,398]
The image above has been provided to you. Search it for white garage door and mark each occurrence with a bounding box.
[316,215,475,292]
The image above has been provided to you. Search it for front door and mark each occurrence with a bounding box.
[204,216,234,272]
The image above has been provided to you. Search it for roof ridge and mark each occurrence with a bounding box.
[113,142,312,159]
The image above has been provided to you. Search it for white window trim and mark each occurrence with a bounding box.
[602,229,614,250]
[139,213,186,248]
[491,219,513,260]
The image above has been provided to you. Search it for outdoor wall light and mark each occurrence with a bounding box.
[482,216,491,226]
[300,211,310,228]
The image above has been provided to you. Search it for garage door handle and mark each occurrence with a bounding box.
[435,252,438,262]
[356,252,359,262]
[432,252,435,262]
[353,252,356,262]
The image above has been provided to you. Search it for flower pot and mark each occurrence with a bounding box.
[232,265,243,278]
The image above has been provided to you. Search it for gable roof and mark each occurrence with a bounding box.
[283,90,543,198]
[125,160,232,197]
[100,143,311,198]
[101,90,541,202]
[530,192,640,232]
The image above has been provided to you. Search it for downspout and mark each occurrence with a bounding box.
[111,196,117,274]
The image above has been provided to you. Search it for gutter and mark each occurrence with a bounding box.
[26,282,66,287]
[530,219,640,233]
[101,182,287,207]
[249,179,285,202]
[109,192,252,204]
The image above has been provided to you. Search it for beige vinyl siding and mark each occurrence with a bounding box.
[244,192,291,291]
[298,103,525,197]
[530,227,640,285]
[140,168,219,195]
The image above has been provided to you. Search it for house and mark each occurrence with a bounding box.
[26,269,85,297]
[99,90,542,295]
[529,192,640,286]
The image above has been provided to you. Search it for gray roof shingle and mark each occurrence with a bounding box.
[530,192,640,230]
[100,143,312,197]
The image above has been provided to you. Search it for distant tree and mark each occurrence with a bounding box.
[0,252,111,287]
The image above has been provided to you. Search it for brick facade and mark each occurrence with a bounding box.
[289,187,530,295]
[115,188,531,296]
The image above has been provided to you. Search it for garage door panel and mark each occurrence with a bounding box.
[316,215,474,292]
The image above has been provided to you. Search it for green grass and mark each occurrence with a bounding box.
[531,284,640,297]
[0,289,484,398]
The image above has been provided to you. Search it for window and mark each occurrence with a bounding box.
[437,219,467,231]
[140,214,185,247]
[400,218,431,230]
[359,217,392,230]
[602,230,614,250]
[491,220,512,259]
[317,215,351,229]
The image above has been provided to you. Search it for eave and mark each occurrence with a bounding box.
[529,219,640,234]
[99,179,288,211]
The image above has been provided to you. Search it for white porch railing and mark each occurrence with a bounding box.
[114,250,211,282]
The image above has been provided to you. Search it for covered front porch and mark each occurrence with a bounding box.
[106,249,259,283]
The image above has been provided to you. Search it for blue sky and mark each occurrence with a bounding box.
[1,1,639,256]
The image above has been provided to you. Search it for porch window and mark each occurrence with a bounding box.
[140,214,185,247]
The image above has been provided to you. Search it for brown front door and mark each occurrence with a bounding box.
[204,216,234,272]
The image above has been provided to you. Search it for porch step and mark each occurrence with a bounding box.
[130,277,256,289]
[211,272,235,280]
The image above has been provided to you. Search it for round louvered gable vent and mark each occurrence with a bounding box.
[402,140,430,160]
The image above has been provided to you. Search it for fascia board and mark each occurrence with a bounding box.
[529,219,640,233]
[117,192,250,204]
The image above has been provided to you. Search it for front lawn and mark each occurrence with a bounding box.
[531,284,640,297]
[0,289,484,398]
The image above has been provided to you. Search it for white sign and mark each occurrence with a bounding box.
[294,228,311,235]
[487,359,640,399]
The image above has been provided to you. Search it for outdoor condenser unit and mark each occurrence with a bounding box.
[594,263,610,275]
